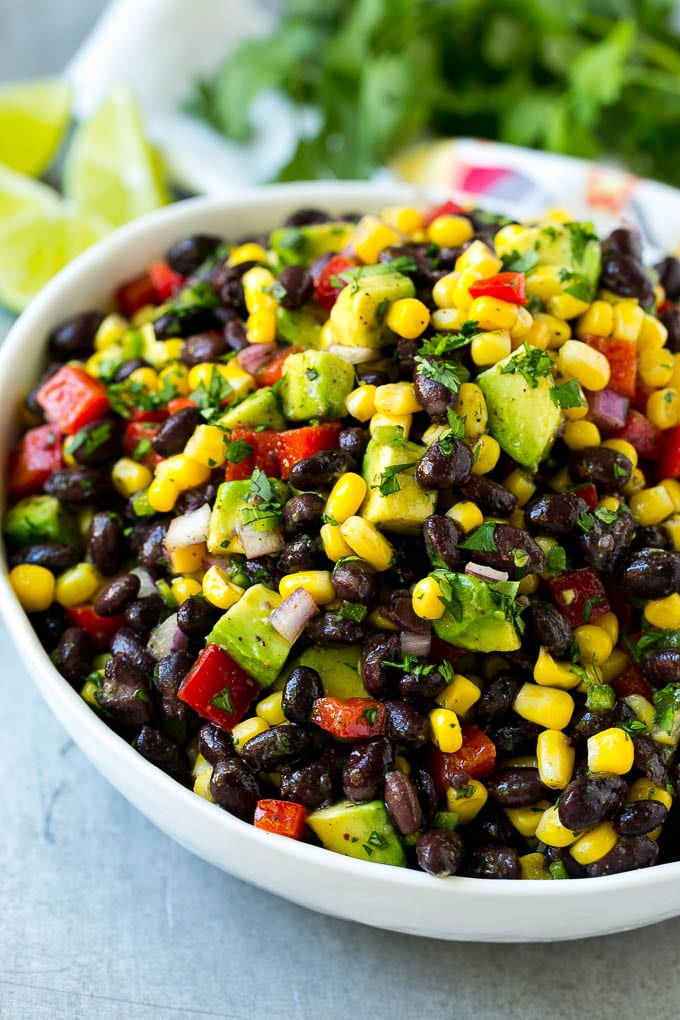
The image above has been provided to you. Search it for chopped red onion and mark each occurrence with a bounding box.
[327,343,376,364]
[270,587,318,643]
[164,503,211,552]
[465,562,509,583]
[236,521,285,559]
[147,613,187,660]
[130,567,156,599]
[401,630,432,658]
[236,342,277,374]
[586,387,629,431]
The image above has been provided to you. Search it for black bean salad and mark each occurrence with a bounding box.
[5,200,680,881]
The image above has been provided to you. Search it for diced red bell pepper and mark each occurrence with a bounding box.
[632,383,652,415]
[276,422,342,480]
[547,568,610,628]
[8,424,62,498]
[65,606,126,651]
[253,799,307,839]
[571,483,598,511]
[468,271,527,306]
[610,410,663,462]
[657,425,680,479]
[585,334,637,400]
[428,726,497,793]
[224,427,280,481]
[36,364,110,436]
[313,255,357,311]
[612,664,654,702]
[115,272,156,317]
[148,260,184,302]
[122,421,162,469]
[178,643,260,730]
[255,346,301,388]
[167,397,198,415]
[423,199,465,227]
[128,408,168,424]
[310,697,386,740]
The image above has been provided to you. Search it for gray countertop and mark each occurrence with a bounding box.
[2,4,680,1018]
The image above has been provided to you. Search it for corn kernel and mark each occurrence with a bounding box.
[629,777,673,812]
[366,607,399,631]
[202,565,243,609]
[241,265,276,313]
[452,267,484,312]
[411,576,445,620]
[232,716,270,753]
[594,612,619,647]
[222,359,258,398]
[493,223,526,253]
[454,240,502,277]
[228,242,268,267]
[325,473,368,525]
[445,779,487,823]
[470,330,512,366]
[570,822,617,865]
[576,300,614,340]
[548,467,573,494]
[171,576,203,604]
[623,467,647,498]
[513,683,575,730]
[351,215,401,264]
[432,272,460,310]
[671,354,680,391]
[587,727,634,775]
[55,562,101,608]
[346,385,377,422]
[187,362,215,391]
[666,515,680,551]
[601,438,638,468]
[534,647,583,689]
[429,707,463,752]
[111,457,153,497]
[427,214,474,248]
[9,564,55,613]
[644,592,680,629]
[629,485,675,527]
[558,340,611,392]
[247,307,277,345]
[147,475,179,513]
[548,293,591,320]
[637,311,668,350]
[279,570,335,605]
[374,382,423,415]
[537,730,575,790]
[422,424,447,446]
[535,804,581,847]
[539,311,573,347]
[340,517,394,572]
[457,382,488,438]
[505,802,552,838]
[518,573,539,596]
[509,306,533,341]
[639,347,675,389]
[431,307,471,332]
[94,313,128,350]
[381,205,424,233]
[563,420,601,450]
[526,266,563,301]
[600,648,629,683]
[385,298,430,339]
[646,388,680,430]
[369,412,412,440]
[320,523,353,562]
[470,434,500,475]
[519,852,551,880]
[437,674,481,716]
[158,361,189,396]
[661,478,680,512]
[468,296,518,332]
[446,500,483,533]
[523,319,551,351]
[256,691,287,726]
[573,624,614,666]
[169,543,205,575]
[155,454,211,490]
[611,300,644,343]
[184,424,228,468]
[562,392,589,420]
[503,468,536,507]
[193,769,214,802]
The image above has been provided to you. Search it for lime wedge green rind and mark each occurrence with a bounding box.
[0,77,71,177]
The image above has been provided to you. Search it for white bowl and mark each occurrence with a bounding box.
[2,181,679,942]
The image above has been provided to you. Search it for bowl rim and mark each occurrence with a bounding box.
[1,179,679,914]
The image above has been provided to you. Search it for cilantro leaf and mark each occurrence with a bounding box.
[225,438,254,464]
[458,522,497,553]
[500,249,539,274]
[418,322,479,356]
[414,355,469,396]
[550,379,587,409]
[653,684,680,736]
[499,342,553,388]
[376,461,417,496]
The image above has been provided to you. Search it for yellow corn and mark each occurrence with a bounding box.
[155,454,211,490]
[232,716,270,753]
[193,769,214,802]
[587,727,634,775]
[493,223,526,251]
[128,366,159,393]
[601,438,638,468]
[538,312,573,347]
[9,564,55,613]
[503,468,536,507]
[523,319,551,351]
[169,543,205,575]
[470,434,501,475]
[470,330,512,367]
[505,802,552,838]
[666,515,680,551]
[158,361,190,396]
[411,576,445,621]
[536,730,575,790]
[637,312,668,351]
[509,306,533,341]
[629,777,673,812]
[623,468,647,498]
[646,388,680,430]
[612,300,644,343]
[431,307,472,332]
[374,382,423,415]
[429,707,463,753]
[202,565,244,609]
[369,412,412,440]
[325,473,368,525]
[171,576,203,604]
[535,804,581,847]
[246,307,277,345]
[455,240,502,277]
[256,691,287,726]
[432,272,460,310]
[518,573,539,596]
[629,485,675,527]
[525,265,563,301]
[457,382,488,439]
[534,647,582,690]
[519,853,551,880]
[55,562,100,608]
[468,296,518,332]
[548,467,573,493]
[573,624,614,666]
[563,420,601,450]
[241,265,276,313]
[385,298,430,339]
[94,313,128,350]
[576,300,614,340]
[594,611,619,647]
[437,673,481,716]
[228,242,268,267]
[451,268,484,312]
[446,500,483,532]
[345,385,377,422]
[279,570,335,605]
[644,592,680,630]
[670,354,680,391]
[381,205,424,233]
[600,648,629,683]
[570,822,618,865]
[147,475,179,513]
[366,607,400,632]
[393,753,411,776]
[111,457,153,497]
[422,424,447,447]
[639,347,675,389]
[184,424,228,468]
[509,507,526,529]
[340,517,394,572]
[548,293,590,320]
[562,392,589,420]
[427,214,474,248]
[351,215,401,264]
[662,478,680,512]
[513,683,575,730]
[558,340,611,391]
[220,360,258,398]
[445,779,488,823]
[320,523,354,562]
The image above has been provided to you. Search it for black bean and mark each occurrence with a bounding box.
[283,208,330,227]
[139,521,170,572]
[631,525,672,553]
[476,673,521,724]
[571,703,628,740]
[132,726,190,785]
[277,534,322,573]
[569,446,632,492]
[94,573,141,617]
[180,331,227,367]
[486,767,548,807]
[620,548,680,600]
[10,542,78,574]
[579,505,636,574]
[48,311,104,360]
[384,536,423,588]
[643,648,680,687]
[465,523,545,578]
[385,589,431,635]
[153,306,217,340]
[416,829,465,876]
[283,493,325,536]
[166,234,223,275]
[280,753,338,810]
[152,407,202,457]
[357,369,390,387]
[30,605,67,649]
[304,612,365,645]
[88,512,124,575]
[467,845,520,879]
[330,559,376,604]
[601,227,643,262]
[223,317,249,351]
[53,627,91,685]
[384,770,422,835]
[198,722,235,764]
[541,844,585,878]
[125,594,164,635]
[615,800,667,836]
[68,417,124,467]
[288,449,354,492]
[360,633,400,698]
[342,738,393,802]
[276,264,314,309]
[469,808,518,848]
[600,253,655,308]
[415,440,473,490]
[398,665,448,700]
[240,723,315,771]
[526,602,572,658]
[244,556,279,589]
[655,255,680,302]
[210,757,260,819]
[110,627,155,676]
[412,767,439,822]
[282,666,324,725]
[586,835,659,877]
[44,467,111,504]
[661,305,680,354]
[459,476,518,516]
[525,491,589,536]
[96,657,154,728]
[396,337,419,372]
[154,650,193,721]
[113,358,147,382]
[176,595,220,639]
[413,370,457,418]
[633,736,669,787]
[558,775,628,831]
[422,515,463,570]
[175,483,218,516]
[487,718,541,756]
[337,427,368,460]
[383,699,430,747]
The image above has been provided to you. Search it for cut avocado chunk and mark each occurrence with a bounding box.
[217,387,285,431]
[306,799,406,867]
[208,584,290,687]
[278,644,369,698]
[207,478,288,554]
[361,425,436,534]
[4,495,80,550]
[329,269,415,350]
[280,350,355,421]
[269,221,354,267]
[495,220,601,303]
[276,305,324,349]
[477,350,562,470]
[431,571,522,653]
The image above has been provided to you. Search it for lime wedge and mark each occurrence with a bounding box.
[0,77,71,177]
[64,86,171,229]
[0,165,107,312]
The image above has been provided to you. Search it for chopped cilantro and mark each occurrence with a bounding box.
[131,437,153,462]
[437,407,467,456]
[240,467,283,526]
[459,522,497,552]
[582,595,607,623]
[190,366,234,419]
[65,421,113,458]
[549,860,569,880]
[565,222,598,262]
[546,545,568,573]
[224,438,254,464]
[550,378,587,409]
[613,462,628,479]
[500,249,539,274]
[653,684,680,736]
[360,706,379,726]
[576,511,595,534]
[499,342,552,388]
[376,461,417,496]
[210,686,234,714]
[418,322,479,356]
[340,601,368,623]
[305,367,319,381]
[617,719,647,736]
[558,268,594,302]
[413,355,469,396]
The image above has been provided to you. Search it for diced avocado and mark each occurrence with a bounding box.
[276,305,324,349]
[477,350,562,470]
[280,350,355,421]
[361,426,436,534]
[269,221,354,267]
[329,269,415,349]
[279,644,369,698]
[206,480,251,553]
[306,799,406,867]
[432,571,522,653]
[496,220,601,302]
[4,495,80,550]
[217,387,286,431]
[207,584,290,687]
